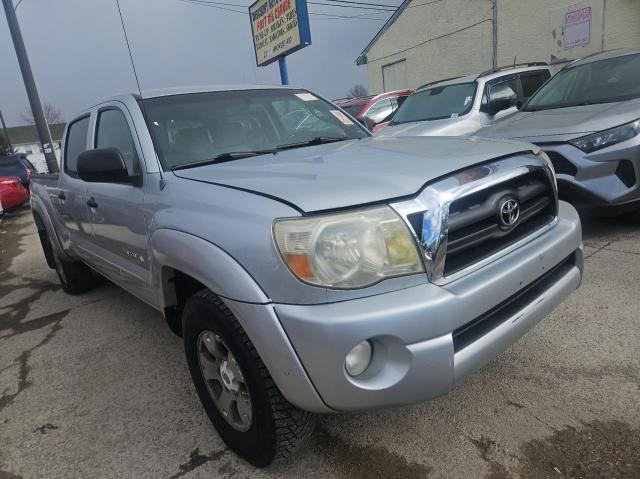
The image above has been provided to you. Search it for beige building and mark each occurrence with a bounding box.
[357,0,640,95]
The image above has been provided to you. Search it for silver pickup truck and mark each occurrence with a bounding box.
[30,85,583,467]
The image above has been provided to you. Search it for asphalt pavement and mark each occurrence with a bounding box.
[1,206,639,478]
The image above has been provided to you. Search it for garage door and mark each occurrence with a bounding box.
[382,59,408,92]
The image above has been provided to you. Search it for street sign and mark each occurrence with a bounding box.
[249,0,311,68]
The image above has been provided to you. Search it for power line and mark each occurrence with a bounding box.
[309,1,396,12]
[179,0,390,20]
[367,18,493,62]
[319,0,399,8]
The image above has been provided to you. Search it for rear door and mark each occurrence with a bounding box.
[84,103,151,301]
[53,115,93,250]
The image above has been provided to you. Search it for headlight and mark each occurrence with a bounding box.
[570,119,640,153]
[274,206,423,288]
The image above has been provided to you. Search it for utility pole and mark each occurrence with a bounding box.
[491,0,498,68]
[2,0,59,173]
[0,109,13,152]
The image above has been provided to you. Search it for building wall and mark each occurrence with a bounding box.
[366,0,493,94]
[497,0,640,66]
[365,0,640,95]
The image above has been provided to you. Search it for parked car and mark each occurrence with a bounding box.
[0,154,37,188]
[476,48,640,218]
[0,176,30,214]
[31,85,583,467]
[378,63,551,137]
[334,89,412,127]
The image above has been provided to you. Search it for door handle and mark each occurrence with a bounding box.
[87,197,98,208]
[57,191,66,201]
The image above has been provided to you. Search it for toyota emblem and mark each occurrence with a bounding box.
[499,198,520,227]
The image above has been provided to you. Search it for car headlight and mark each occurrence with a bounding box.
[570,119,640,153]
[274,206,424,288]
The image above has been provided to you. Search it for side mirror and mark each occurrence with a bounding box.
[357,116,375,131]
[487,97,515,116]
[77,148,140,185]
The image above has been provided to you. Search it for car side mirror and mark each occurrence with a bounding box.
[487,97,515,116]
[357,116,375,131]
[77,148,140,186]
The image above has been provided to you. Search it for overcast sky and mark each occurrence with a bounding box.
[0,0,395,126]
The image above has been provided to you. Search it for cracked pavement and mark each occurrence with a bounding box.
[1,206,639,478]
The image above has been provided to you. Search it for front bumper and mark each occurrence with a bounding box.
[273,202,583,411]
[539,139,640,214]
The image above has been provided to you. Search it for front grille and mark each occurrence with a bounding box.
[452,252,576,352]
[444,170,556,276]
[545,151,577,176]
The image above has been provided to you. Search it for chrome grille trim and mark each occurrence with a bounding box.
[390,153,558,284]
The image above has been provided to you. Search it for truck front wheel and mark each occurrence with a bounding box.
[182,290,315,467]
[53,251,95,295]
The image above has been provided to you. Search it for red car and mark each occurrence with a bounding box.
[0,176,29,214]
[335,89,412,129]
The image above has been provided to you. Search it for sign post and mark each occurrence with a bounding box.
[249,0,311,85]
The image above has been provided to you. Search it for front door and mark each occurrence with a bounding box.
[84,104,152,303]
[53,115,93,252]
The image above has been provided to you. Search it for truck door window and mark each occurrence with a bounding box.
[488,79,518,107]
[64,116,90,174]
[519,71,551,100]
[95,109,141,176]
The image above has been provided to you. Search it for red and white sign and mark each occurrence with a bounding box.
[563,6,591,48]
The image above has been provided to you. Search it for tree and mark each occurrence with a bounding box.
[21,102,64,125]
[347,84,368,98]
[0,133,15,156]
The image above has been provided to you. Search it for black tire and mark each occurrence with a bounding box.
[53,251,95,295]
[182,289,315,467]
[630,209,640,224]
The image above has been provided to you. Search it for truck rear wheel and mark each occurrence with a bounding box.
[182,289,315,467]
[53,252,95,295]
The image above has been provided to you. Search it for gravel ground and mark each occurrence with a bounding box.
[1,206,639,479]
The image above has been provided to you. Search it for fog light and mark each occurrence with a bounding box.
[345,340,372,377]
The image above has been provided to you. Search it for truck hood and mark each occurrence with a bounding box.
[476,99,640,142]
[173,136,534,213]
[376,116,477,137]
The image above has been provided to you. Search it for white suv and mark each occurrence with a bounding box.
[378,63,551,137]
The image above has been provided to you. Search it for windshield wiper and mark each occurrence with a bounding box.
[276,136,347,151]
[171,150,277,171]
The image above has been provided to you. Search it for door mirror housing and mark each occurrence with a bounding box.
[487,97,515,116]
[77,148,141,186]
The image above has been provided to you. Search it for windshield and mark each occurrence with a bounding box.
[392,82,476,124]
[524,53,640,111]
[142,89,369,170]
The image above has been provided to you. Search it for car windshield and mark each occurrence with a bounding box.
[142,89,369,170]
[524,53,640,111]
[392,83,476,124]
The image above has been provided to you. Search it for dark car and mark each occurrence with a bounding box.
[0,154,36,188]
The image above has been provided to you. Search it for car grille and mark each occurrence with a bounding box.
[545,151,577,176]
[444,170,557,276]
